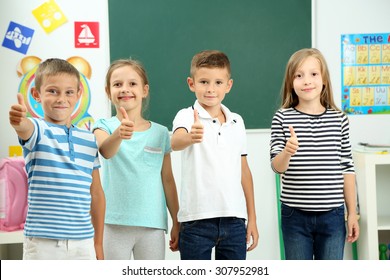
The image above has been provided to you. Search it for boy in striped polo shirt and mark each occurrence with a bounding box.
[9,58,105,260]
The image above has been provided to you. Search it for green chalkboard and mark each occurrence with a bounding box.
[108,0,311,129]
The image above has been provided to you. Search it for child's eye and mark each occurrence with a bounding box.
[200,81,208,85]
[113,82,121,87]
[66,91,75,96]
[130,82,137,86]
[47,89,58,94]
[295,74,302,78]
[216,81,223,85]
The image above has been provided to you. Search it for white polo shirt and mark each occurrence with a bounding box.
[172,100,248,222]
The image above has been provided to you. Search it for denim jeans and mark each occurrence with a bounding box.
[179,217,247,260]
[281,203,346,260]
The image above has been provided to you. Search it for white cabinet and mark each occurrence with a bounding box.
[0,230,23,259]
[353,152,390,260]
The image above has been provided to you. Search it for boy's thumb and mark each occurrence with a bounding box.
[17,93,25,106]
[194,109,199,123]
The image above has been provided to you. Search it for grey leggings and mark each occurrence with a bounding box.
[103,224,165,260]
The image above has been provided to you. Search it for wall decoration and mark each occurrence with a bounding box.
[2,21,34,54]
[75,22,99,48]
[341,33,390,115]
[32,0,67,34]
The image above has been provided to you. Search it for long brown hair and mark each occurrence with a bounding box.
[280,48,339,111]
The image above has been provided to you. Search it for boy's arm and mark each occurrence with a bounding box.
[171,109,203,151]
[241,156,259,251]
[344,173,359,243]
[94,107,134,159]
[9,93,34,141]
[161,153,180,251]
[90,169,106,260]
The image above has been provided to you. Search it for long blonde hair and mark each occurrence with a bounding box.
[280,48,339,111]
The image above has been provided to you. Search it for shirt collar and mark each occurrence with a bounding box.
[193,100,236,124]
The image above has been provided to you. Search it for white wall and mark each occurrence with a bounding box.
[313,0,390,148]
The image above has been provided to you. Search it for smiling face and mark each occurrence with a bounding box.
[292,56,324,106]
[32,73,81,126]
[187,67,233,112]
[107,65,149,114]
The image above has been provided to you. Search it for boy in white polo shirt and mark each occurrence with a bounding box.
[171,50,259,260]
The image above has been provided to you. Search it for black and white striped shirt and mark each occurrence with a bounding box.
[270,108,355,211]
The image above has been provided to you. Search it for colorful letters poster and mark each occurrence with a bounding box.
[341,33,390,115]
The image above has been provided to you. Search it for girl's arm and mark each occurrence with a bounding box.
[161,153,180,251]
[94,128,123,159]
[271,126,298,173]
[344,173,359,243]
[241,156,259,251]
[90,169,106,260]
[94,108,134,159]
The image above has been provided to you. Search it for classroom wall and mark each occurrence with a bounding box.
[0,0,388,260]
[313,0,390,148]
[0,0,111,159]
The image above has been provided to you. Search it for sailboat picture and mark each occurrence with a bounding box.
[74,21,99,48]
[78,24,95,45]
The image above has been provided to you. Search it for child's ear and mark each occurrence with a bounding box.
[226,78,233,94]
[77,87,82,99]
[105,87,111,100]
[187,77,195,92]
[143,84,149,98]
[31,87,41,103]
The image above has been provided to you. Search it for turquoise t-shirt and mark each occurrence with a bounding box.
[93,118,171,231]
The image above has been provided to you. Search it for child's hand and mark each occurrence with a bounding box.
[190,109,203,144]
[118,107,134,140]
[284,125,299,155]
[9,93,28,128]
[169,222,180,252]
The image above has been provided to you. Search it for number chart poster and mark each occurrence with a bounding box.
[341,33,390,115]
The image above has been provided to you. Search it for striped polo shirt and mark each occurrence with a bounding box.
[20,118,100,240]
[270,108,355,211]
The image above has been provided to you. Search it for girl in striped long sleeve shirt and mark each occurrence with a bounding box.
[270,48,359,260]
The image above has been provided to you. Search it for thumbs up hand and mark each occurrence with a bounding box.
[9,93,28,128]
[190,109,203,144]
[118,107,134,140]
[284,125,299,155]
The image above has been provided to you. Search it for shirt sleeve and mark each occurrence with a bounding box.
[172,108,193,133]
[270,110,286,161]
[340,114,355,174]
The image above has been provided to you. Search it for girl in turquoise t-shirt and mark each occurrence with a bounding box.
[93,59,179,259]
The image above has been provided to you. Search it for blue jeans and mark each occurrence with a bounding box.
[281,204,346,260]
[179,217,247,260]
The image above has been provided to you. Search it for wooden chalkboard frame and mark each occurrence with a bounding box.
[108,0,311,129]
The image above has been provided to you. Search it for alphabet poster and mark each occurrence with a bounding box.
[341,33,390,115]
